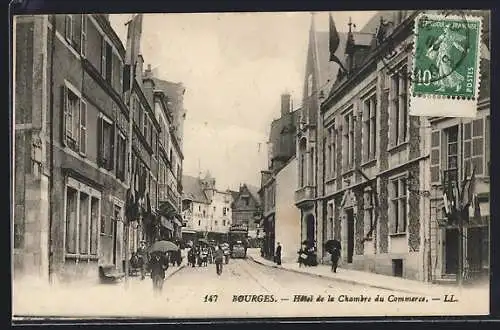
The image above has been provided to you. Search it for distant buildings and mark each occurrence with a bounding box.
[181,172,233,242]
[231,184,261,239]
[13,14,186,283]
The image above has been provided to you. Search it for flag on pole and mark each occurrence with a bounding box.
[124,14,144,93]
[125,164,138,223]
[443,192,450,214]
[461,165,476,210]
[125,14,143,66]
[329,13,347,73]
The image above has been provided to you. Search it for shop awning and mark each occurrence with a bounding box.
[161,216,174,231]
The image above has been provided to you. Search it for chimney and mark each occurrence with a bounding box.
[136,55,144,88]
[142,64,155,107]
[144,64,153,79]
[281,94,291,116]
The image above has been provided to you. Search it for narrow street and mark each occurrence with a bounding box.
[14,257,480,319]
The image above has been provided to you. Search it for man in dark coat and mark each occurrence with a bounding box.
[214,245,224,275]
[275,242,282,266]
[331,247,341,273]
[149,252,169,295]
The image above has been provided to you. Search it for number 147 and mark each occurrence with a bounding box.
[204,295,218,303]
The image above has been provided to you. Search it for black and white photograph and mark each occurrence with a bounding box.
[11,9,491,319]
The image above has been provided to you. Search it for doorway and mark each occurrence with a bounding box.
[346,208,354,264]
[112,206,120,266]
[445,228,459,275]
[467,226,486,275]
[306,214,315,244]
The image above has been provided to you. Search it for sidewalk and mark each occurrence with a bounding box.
[247,249,487,296]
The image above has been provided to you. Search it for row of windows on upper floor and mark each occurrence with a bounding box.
[299,63,489,187]
[62,82,183,188]
[54,14,179,167]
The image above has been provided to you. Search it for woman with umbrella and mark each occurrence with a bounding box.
[325,239,341,273]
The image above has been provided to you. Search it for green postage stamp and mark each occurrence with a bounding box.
[410,13,483,117]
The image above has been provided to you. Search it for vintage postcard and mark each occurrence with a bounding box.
[11,9,490,321]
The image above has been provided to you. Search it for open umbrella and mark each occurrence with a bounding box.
[148,240,179,253]
[324,239,341,253]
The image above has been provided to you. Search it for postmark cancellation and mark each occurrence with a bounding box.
[410,13,483,117]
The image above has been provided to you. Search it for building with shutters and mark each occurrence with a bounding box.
[427,11,490,284]
[181,172,233,242]
[13,14,185,283]
[303,10,490,283]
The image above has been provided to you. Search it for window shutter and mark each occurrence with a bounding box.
[65,15,71,40]
[80,15,87,57]
[110,123,116,171]
[73,14,82,52]
[97,117,103,166]
[79,100,87,155]
[61,86,68,146]
[101,36,106,78]
[430,130,441,184]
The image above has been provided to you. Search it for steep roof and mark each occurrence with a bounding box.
[229,190,239,202]
[314,31,348,97]
[245,184,262,207]
[182,175,209,204]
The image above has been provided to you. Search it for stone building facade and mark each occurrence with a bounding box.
[259,94,298,259]
[182,173,233,241]
[13,14,185,283]
[303,10,490,282]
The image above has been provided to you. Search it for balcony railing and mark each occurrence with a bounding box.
[294,185,316,205]
[158,183,181,211]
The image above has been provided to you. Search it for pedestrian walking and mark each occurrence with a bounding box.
[331,247,341,273]
[137,240,148,280]
[149,251,169,295]
[214,245,224,275]
[275,242,282,266]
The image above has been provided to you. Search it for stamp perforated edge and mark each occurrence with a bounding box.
[409,13,483,102]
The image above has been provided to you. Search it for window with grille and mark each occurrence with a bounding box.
[98,115,115,171]
[363,93,377,161]
[389,66,408,146]
[326,123,336,178]
[446,126,459,171]
[343,110,355,170]
[463,118,485,176]
[62,85,87,155]
[65,185,100,256]
[390,176,407,234]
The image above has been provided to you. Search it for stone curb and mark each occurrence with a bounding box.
[247,255,431,296]
[166,263,186,279]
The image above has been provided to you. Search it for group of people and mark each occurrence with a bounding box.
[187,243,228,276]
[296,242,341,272]
[297,242,318,267]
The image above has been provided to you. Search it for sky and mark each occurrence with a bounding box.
[109,11,376,191]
